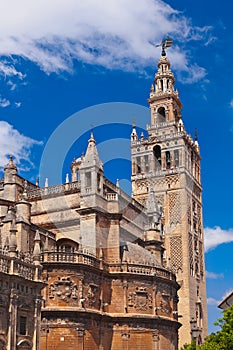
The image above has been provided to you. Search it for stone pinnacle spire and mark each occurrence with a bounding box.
[82,132,103,170]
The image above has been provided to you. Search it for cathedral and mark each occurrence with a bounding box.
[0,46,207,349]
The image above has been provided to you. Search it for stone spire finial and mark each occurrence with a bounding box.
[81,132,103,170]
[89,132,96,144]
[44,233,49,252]
[4,155,18,172]
[131,123,138,142]
[33,230,41,264]
[45,178,49,188]
[194,129,200,152]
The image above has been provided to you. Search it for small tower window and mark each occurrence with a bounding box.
[157,107,166,123]
[19,316,27,335]
[136,157,141,173]
[97,172,102,191]
[159,79,163,91]
[153,145,161,169]
[166,151,171,168]
[76,170,80,181]
[174,150,179,167]
[85,172,91,188]
[144,155,149,172]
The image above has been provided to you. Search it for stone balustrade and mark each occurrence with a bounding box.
[26,180,80,199]
[41,250,175,280]
[105,193,118,201]
[0,250,40,281]
[104,177,145,212]
[41,250,100,270]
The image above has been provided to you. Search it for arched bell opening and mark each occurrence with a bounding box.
[153,145,161,170]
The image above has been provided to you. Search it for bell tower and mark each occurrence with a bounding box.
[131,43,207,346]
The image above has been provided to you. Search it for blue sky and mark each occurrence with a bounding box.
[0,0,232,334]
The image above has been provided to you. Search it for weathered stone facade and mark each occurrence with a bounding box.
[0,138,180,349]
[0,49,207,349]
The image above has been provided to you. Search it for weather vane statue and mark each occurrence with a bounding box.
[156,37,173,56]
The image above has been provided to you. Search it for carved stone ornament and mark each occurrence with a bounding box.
[86,283,98,306]
[49,277,78,303]
[136,181,149,192]
[160,293,172,314]
[128,287,152,311]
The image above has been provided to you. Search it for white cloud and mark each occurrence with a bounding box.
[204,226,233,252]
[206,271,224,279]
[0,121,42,171]
[0,61,25,79]
[230,99,233,109]
[207,297,220,306]
[0,98,10,108]
[0,0,210,83]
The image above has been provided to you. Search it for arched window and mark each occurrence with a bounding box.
[195,262,199,276]
[153,145,161,169]
[56,239,78,253]
[166,151,171,168]
[160,79,163,91]
[144,155,149,172]
[157,107,166,122]
[136,157,141,173]
[76,170,80,181]
[174,150,179,167]
[85,172,91,188]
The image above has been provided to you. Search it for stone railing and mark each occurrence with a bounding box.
[105,193,118,201]
[132,167,180,179]
[40,250,175,280]
[147,120,177,131]
[26,180,80,199]
[0,179,4,190]
[104,177,145,213]
[41,250,100,269]
[0,253,10,273]
[0,251,40,281]
[13,259,37,280]
[108,261,176,281]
